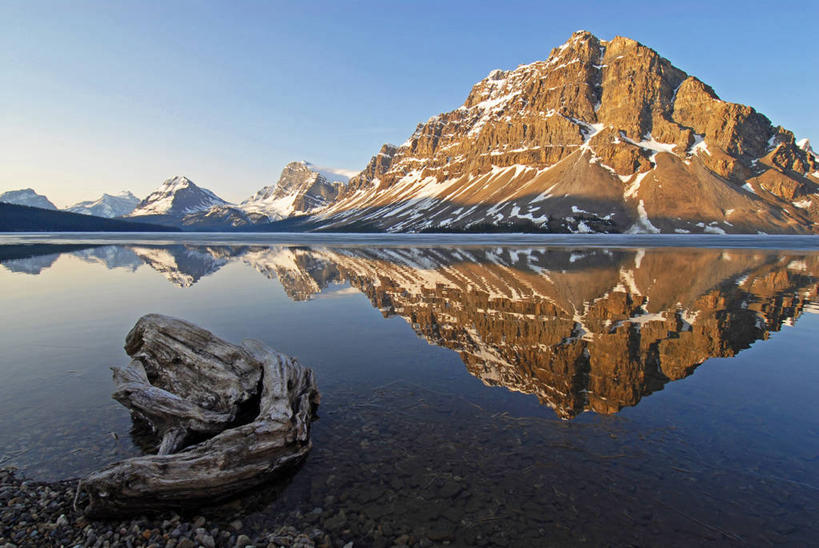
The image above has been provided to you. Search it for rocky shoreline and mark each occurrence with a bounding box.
[0,468,334,548]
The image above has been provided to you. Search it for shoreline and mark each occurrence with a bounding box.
[0,468,335,548]
[2,232,819,251]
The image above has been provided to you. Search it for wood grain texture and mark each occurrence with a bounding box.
[81,314,320,516]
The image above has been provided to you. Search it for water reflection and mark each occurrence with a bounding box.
[3,243,817,419]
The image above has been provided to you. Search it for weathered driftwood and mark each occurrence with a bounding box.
[124,314,263,414]
[111,359,235,454]
[81,314,319,517]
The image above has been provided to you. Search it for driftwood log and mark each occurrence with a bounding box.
[81,314,320,517]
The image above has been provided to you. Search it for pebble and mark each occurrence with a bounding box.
[0,468,329,548]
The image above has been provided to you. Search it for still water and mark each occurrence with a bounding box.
[1,236,818,545]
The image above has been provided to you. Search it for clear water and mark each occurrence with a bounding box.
[1,236,817,545]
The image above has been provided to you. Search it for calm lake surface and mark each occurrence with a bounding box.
[1,234,818,546]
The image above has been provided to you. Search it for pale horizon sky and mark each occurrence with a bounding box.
[2,1,817,208]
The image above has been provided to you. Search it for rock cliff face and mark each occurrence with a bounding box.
[315,31,819,233]
[237,162,347,222]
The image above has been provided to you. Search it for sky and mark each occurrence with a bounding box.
[2,1,817,207]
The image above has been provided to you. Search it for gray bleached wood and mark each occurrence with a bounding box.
[81,314,320,517]
[124,314,263,414]
[111,359,235,455]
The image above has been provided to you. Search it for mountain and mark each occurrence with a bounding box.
[303,162,358,186]
[0,189,57,210]
[179,162,353,229]
[311,31,819,234]
[798,138,817,160]
[0,203,180,232]
[128,176,227,219]
[238,161,348,221]
[66,191,140,218]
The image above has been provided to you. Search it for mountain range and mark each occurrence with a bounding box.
[0,188,141,218]
[1,162,354,231]
[3,31,818,234]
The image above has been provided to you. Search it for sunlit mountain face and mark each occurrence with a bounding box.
[4,243,816,419]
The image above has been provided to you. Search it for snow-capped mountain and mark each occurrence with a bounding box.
[66,191,140,218]
[239,161,348,221]
[309,31,819,234]
[183,161,353,227]
[0,188,57,210]
[798,138,818,161]
[128,176,228,218]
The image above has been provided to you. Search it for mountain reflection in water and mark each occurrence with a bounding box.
[4,243,817,419]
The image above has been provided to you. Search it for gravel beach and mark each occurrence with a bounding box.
[0,468,337,548]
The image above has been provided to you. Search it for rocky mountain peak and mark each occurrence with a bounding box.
[338,144,398,199]
[129,176,227,218]
[798,138,817,158]
[160,176,194,191]
[316,31,819,234]
[237,161,347,222]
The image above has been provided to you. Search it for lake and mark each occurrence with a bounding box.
[1,234,817,546]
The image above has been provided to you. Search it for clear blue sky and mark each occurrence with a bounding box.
[2,0,817,206]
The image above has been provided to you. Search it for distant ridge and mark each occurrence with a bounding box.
[0,203,180,232]
[0,188,58,210]
[66,191,140,218]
